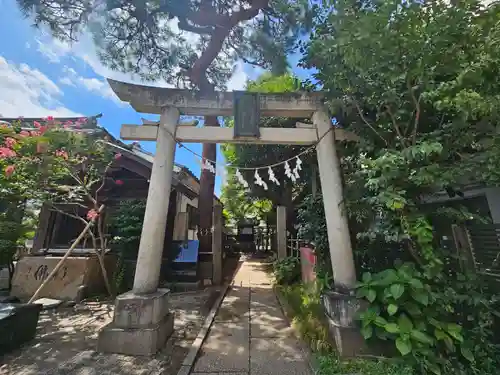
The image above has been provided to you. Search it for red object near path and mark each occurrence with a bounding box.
[300,246,317,284]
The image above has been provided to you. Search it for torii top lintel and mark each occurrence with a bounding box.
[108,79,325,118]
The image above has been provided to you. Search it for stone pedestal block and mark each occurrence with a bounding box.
[322,290,369,357]
[114,288,170,328]
[97,312,174,356]
[97,288,174,356]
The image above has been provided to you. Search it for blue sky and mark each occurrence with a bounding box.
[0,0,313,196]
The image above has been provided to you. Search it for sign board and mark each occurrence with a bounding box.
[173,240,199,263]
[233,91,260,138]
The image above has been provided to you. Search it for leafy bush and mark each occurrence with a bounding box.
[0,215,26,289]
[279,283,412,374]
[356,262,500,374]
[279,284,333,352]
[315,353,413,375]
[273,256,301,285]
[109,199,146,293]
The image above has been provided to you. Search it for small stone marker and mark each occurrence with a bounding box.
[33,298,63,310]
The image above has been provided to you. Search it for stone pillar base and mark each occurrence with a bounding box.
[97,288,174,356]
[322,290,369,357]
[97,312,174,356]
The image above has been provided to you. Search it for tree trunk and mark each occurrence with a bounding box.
[198,115,219,255]
[8,261,14,291]
[95,250,114,297]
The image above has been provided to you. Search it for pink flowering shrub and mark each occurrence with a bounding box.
[0,116,119,295]
[86,209,99,221]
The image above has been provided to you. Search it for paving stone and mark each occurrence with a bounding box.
[250,337,306,362]
[192,260,312,375]
[251,312,294,338]
[215,289,250,322]
[250,337,311,375]
[250,290,281,311]
[193,322,249,373]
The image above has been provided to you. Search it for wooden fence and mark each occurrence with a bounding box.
[465,224,500,280]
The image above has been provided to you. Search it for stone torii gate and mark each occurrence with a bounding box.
[97,79,358,356]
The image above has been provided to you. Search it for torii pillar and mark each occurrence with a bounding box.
[313,108,356,288]
[97,107,179,356]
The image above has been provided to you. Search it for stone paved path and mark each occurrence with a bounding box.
[191,259,313,375]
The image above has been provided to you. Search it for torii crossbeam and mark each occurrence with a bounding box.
[98,79,358,357]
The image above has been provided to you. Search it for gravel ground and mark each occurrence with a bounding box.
[0,289,219,375]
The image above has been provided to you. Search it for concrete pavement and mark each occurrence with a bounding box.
[191,259,312,375]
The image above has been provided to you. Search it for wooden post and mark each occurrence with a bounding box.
[451,224,477,272]
[212,205,223,285]
[132,107,179,294]
[277,206,287,260]
[173,212,189,241]
[313,107,357,289]
[32,203,51,253]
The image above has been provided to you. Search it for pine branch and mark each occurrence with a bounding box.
[187,0,269,91]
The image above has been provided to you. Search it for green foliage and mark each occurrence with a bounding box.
[273,256,301,285]
[301,0,500,269]
[315,353,413,375]
[110,199,146,259]
[279,283,413,374]
[110,199,146,293]
[221,183,273,225]
[0,214,25,287]
[302,3,500,372]
[356,263,500,374]
[296,193,330,277]
[278,284,334,353]
[221,73,316,225]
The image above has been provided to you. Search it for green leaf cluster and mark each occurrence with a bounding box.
[273,256,301,285]
[356,263,500,374]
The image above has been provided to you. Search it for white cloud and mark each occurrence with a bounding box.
[0,56,82,118]
[226,61,249,91]
[78,77,121,103]
[59,76,76,87]
[36,37,71,63]
[35,18,247,92]
[57,64,122,103]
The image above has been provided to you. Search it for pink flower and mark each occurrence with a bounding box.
[114,153,122,160]
[78,117,87,123]
[39,125,48,134]
[63,120,73,129]
[4,165,15,177]
[0,147,16,159]
[46,116,54,121]
[55,150,69,160]
[33,121,41,129]
[19,130,30,137]
[31,131,41,137]
[86,209,99,221]
[4,137,17,148]
[115,179,124,186]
